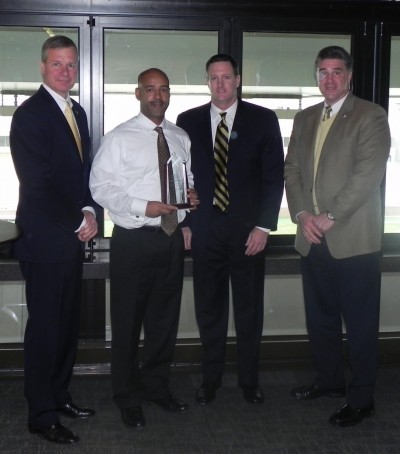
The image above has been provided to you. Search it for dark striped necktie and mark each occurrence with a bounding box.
[323,105,332,121]
[155,126,178,236]
[214,112,229,212]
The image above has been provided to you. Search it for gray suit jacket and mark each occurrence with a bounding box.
[284,93,391,259]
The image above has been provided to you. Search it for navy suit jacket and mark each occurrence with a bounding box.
[10,85,94,263]
[176,99,284,244]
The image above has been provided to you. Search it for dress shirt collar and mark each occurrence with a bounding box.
[137,112,167,130]
[210,100,238,125]
[324,92,349,118]
[42,83,73,112]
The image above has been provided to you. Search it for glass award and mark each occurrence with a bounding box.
[164,156,191,209]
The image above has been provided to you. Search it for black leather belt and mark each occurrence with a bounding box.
[137,225,163,232]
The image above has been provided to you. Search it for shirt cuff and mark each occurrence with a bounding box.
[295,211,306,222]
[75,206,96,232]
[255,226,271,233]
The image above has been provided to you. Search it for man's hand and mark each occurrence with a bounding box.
[181,226,192,250]
[145,201,178,218]
[187,188,200,210]
[297,211,332,244]
[313,212,335,234]
[245,227,269,256]
[78,211,98,242]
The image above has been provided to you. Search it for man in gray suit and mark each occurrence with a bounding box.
[285,46,390,427]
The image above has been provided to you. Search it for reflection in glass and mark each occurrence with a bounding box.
[387,36,400,234]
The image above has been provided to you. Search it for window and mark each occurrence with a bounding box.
[102,29,218,236]
[0,26,79,343]
[387,35,400,234]
[242,32,351,235]
[0,26,79,223]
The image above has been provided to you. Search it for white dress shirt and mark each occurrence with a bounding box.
[321,92,349,120]
[210,100,237,143]
[90,113,193,229]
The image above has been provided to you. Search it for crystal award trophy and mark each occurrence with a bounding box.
[164,156,191,209]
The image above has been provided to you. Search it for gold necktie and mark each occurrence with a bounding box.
[214,112,229,212]
[65,104,82,160]
[155,126,178,236]
[323,105,332,121]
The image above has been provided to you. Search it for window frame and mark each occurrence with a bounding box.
[0,8,399,250]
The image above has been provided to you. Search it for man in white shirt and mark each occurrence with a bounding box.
[90,68,197,429]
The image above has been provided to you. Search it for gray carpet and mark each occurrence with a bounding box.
[1,365,400,453]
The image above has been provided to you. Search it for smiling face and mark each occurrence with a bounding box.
[135,69,170,125]
[316,58,352,105]
[40,46,78,98]
[207,61,240,110]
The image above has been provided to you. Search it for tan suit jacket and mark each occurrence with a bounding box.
[284,93,391,259]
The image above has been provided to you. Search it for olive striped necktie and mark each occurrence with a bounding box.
[214,112,229,212]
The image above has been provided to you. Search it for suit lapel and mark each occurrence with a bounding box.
[305,105,323,179]
[197,104,214,160]
[39,87,84,164]
[319,94,354,164]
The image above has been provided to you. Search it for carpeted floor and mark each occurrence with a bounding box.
[1,364,400,453]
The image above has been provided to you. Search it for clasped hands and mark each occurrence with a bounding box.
[298,211,335,244]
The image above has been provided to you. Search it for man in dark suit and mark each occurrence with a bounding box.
[10,35,98,444]
[176,54,284,404]
[285,46,391,427]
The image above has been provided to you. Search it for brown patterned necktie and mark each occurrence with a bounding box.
[214,112,229,211]
[65,103,83,160]
[155,126,178,236]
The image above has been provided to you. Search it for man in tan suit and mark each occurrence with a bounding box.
[285,46,390,427]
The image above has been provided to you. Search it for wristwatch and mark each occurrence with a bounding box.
[326,211,335,221]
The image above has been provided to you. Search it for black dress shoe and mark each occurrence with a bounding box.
[148,395,189,412]
[57,402,95,418]
[28,422,79,444]
[291,384,346,400]
[242,386,264,404]
[329,403,375,427]
[196,385,218,405]
[121,406,146,428]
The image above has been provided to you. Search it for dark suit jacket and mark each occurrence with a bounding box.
[176,99,284,244]
[285,94,391,259]
[10,85,94,263]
